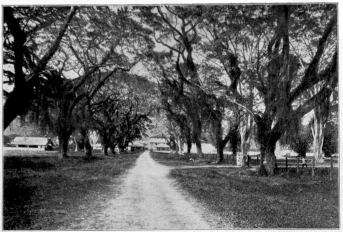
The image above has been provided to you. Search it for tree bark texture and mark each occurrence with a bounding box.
[311,106,328,163]
[58,133,70,158]
[239,114,253,167]
[255,114,280,175]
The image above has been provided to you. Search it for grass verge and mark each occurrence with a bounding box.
[151,152,339,228]
[3,150,142,230]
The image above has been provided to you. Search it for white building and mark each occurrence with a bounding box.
[149,134,169,151]
[10,137,54,151]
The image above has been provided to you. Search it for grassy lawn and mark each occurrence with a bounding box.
[150,151,236,166]
[3,150,142,230]
[151,152,339,228]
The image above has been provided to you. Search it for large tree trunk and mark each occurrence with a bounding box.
[255,115,280,176]
[217,144,224,163]
[3,86,34,130]
[263,146,277,175]
[59,134,70,158]
[311,106,327,163]
[194,136,203,159]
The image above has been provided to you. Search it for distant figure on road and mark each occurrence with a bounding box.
[302,157,307,168]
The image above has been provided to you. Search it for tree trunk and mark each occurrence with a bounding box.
[3,85,34,130]
[239,113,253,167]
[85,139,92,160]
[194,137,203,159]
[192,118,203,159]
[186,136,192,154]
[311,107,326,163]
[73,136,79,152]
[258,141,278,176]
[255,115,280,176]
[102,144,109,156]
[80,128,92,160]
[110,146,116,155]
[59,134,70,158]
[176,136,183,155]
[212,112,225,163]
[217,144,224,163]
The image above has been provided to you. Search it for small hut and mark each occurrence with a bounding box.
[10,137,54,151]
[156,143,171,152]
[129,141,145,152]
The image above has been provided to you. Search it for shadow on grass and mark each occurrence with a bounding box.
[151,151,339,228]
[3,151,143,230]
[170,167,339,229]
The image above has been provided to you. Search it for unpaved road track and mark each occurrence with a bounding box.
[62,151,211,230]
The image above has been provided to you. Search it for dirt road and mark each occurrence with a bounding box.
[63,151,211,230]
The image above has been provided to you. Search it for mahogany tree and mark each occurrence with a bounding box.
[198,5,337,175]
[3,6,77,130]
[90,73,156,155]
[17,6,153,157]
[139,6,211,159]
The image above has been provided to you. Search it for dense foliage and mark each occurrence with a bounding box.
[3,5,338,172]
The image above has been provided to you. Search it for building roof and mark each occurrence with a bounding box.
[130,141,145,147]
[149,133,167,139]
[11,137,50,146]
[156,143,170,148]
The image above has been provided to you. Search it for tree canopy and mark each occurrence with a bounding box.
[3,5,338,174]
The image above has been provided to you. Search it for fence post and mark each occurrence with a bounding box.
[297,156,299,173]
[311,157,315,178]
[285,156,288,172]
